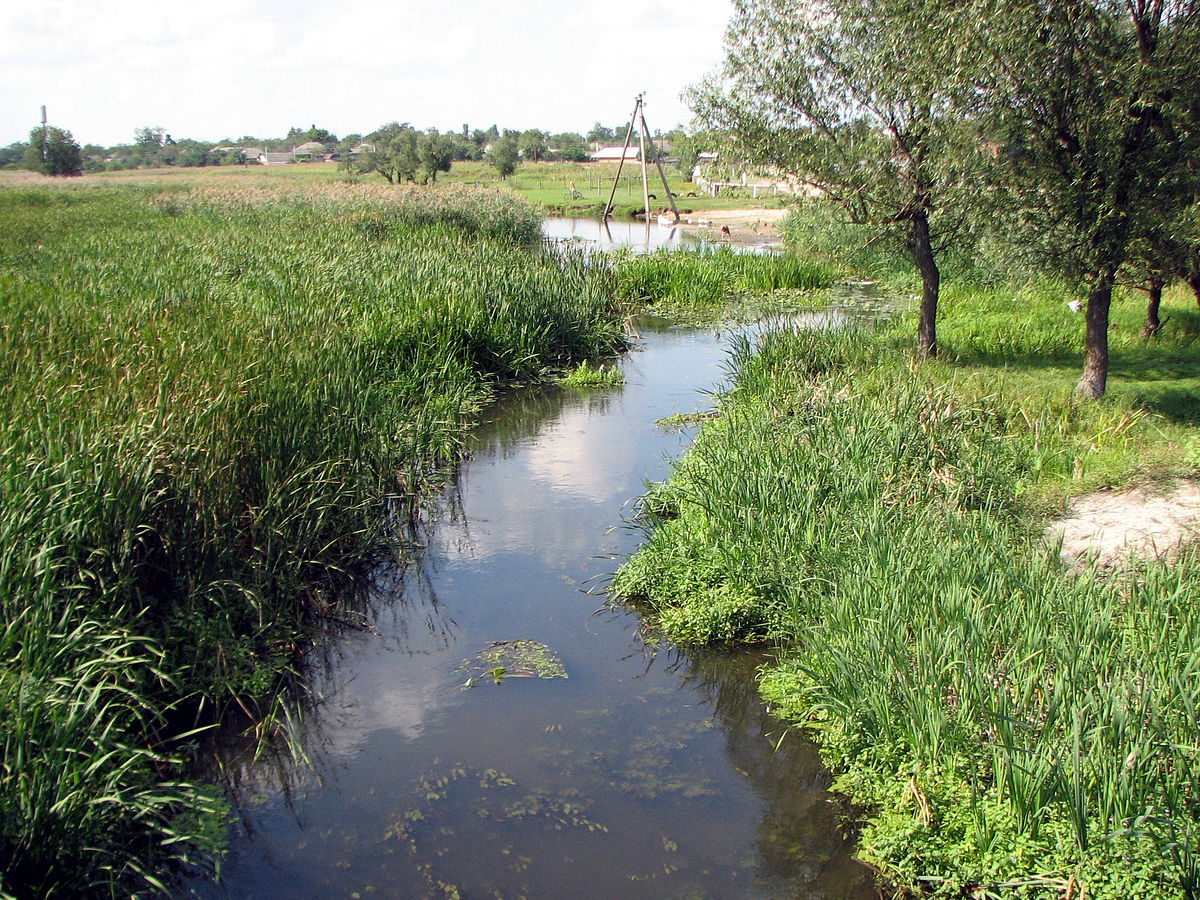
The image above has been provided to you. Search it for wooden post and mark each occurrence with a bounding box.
[636,96,652,222]
[638,101,679,224]
[603,97,641,219]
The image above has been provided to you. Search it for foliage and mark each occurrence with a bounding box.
[691,0,983,358]
[611,246,838,314]
[354,121,420,184]
[965,0,1200,397]
[20,126,82,176]
[614,286,1200,896]
[558,360,624,387]
[519,129,548,163]
[0,179,625,894]
[486,133,520,179]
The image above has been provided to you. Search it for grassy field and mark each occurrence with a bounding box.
[614,236,1200,895]
[0,174,625,896]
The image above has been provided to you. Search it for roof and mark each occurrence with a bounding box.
[589,146,642,161]
[293,141,326,153]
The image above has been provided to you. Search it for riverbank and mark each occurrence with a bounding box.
[0,180,625,896]
[614,281,1200,896]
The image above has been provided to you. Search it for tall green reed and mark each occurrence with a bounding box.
[614,322,1200,896]
[0,182,623,894]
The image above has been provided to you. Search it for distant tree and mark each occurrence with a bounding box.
[355,122,420,183]
[21,126,83,176]
[519,129,548,162]
[0,142,30,168]
[549,132,588,161]
[303,124,337,144]
[417,129,456,183]
[587,123,619,144]
[486,133,520,179]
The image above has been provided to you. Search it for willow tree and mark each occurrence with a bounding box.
[691,0,980,358]
[970,0,1200,397]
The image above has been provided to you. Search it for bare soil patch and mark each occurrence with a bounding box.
[1046,481,1200,568]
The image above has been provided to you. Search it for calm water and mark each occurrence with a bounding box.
[189,317,873,899]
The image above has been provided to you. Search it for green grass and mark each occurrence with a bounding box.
[0,179,625,895]
[610,245,840,317]
[558,359,624,387]
[613,286,1200,896]
[443,159,788,217]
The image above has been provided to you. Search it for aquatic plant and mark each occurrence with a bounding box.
[0,180,624,894]
[614,311,1200,896]
[558,360,624,387]
[611,245,838,312]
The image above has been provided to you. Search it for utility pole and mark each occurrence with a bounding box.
[41,106,48,168]
[603,94,680,225]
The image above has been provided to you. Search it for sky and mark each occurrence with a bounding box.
[0,0,734,148]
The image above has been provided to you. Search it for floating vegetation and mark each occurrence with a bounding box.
[558,359,624,387]
[456,640,567,687]
[655,410,720,430]
[384,761,608,899]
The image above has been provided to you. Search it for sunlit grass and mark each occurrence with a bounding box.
[614,311,1200,896]
[0,179,624,895]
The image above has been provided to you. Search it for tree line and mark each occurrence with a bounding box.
[0,120,662,179]
[694,0,1200,398]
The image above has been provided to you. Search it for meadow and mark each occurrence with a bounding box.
[0,175,624,896]
[614,221,1200,896]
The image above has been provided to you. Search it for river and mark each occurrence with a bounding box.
[188,312,874,899]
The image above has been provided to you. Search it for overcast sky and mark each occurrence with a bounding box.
[0,0,734,148]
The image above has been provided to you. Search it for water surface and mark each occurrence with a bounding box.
[191,317,873,899]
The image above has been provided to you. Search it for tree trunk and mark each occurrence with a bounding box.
[910,213,940,359]
[1189,273,1200,308]
[1141,279,1164,337]
[1076,271,1114,399]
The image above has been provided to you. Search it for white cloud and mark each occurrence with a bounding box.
[0,0,733,146]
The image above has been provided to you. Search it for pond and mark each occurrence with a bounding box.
[188,316,874,899]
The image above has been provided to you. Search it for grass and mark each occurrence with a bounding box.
[0,177,625,895]
[442,159,789,217]
[610,245,840,318]
[613,271,1200,895]
[558,360,624,387]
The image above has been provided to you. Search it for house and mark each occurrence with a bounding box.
[257,151,294,165]
[292,141,326,159]
[589,146,643,161]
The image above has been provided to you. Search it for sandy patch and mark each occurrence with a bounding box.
[670,208,789,248]
[1046,481,1200,569]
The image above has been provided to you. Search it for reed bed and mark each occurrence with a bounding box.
[614,318,1200,896]
[0,181,623,895]
[612,245,839,314]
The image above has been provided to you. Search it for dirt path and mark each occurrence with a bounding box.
[1046,481,1200,569]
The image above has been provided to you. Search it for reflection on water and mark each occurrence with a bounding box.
[541,215,697,253]
[188,316,874,899]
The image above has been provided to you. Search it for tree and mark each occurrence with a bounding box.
[692,0,980,358]
[587,123,618,144]
[354,122,420,183]
[519,129,548,162]
[549,132,588,161]
[21,126,83,176]
[417,129,456,183]
[0,142,30,168]
[486,133,519,179]
[968,0,1200,397]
